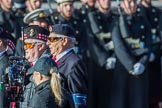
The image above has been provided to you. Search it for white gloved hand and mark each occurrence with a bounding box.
[105,57,116,70]
[132,63,145,75]
[149,52,155,62]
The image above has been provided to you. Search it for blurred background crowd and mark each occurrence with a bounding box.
[1,0,162,108]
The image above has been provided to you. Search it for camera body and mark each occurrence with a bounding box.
[3,56,30,106]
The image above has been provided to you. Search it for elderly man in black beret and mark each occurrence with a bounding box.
[15,8,52,57]
[51,0,88,65]
[47,24,88,108]
[23,25,50,63]
[20,25,51,108]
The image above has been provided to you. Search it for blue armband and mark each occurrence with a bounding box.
[72,93,87,105]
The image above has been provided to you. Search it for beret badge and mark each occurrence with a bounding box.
[29,29,35,37]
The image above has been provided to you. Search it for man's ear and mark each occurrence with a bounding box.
[62,37,68,46]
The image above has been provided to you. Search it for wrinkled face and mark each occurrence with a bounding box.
[46,33,64,56]
[1,0,13,9]
[24,39,44,62]
[121,0,137,15]
[97,0,110,10]
[58,2,74,19]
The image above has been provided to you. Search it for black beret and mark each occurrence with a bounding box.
[28,57,58,76]
[23,25,50,41]
[49,24,76,38]
[23,8,50,24]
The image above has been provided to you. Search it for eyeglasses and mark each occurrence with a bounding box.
[24,42,41,49]
[48,37,63,43]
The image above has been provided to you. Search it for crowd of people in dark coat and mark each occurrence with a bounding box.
[0,0,162,108]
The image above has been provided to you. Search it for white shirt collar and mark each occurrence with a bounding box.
[55,48,73,62]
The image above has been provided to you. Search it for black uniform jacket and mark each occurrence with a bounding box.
[28,80,57,108]
[57,50,88,108]
[57,50,88,94]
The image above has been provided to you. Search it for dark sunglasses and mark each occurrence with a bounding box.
[48,37,63,43]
